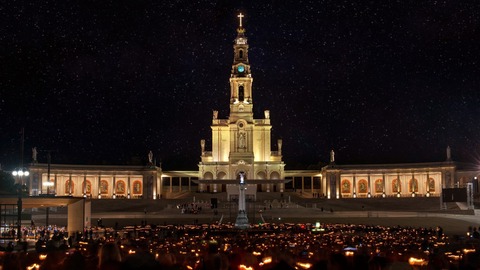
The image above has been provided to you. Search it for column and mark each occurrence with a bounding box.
[99,174,105,198]
[325,174,330,199]
[426,171,430,196]
[153,173,157,200]
[127,175,131,199]
[301,176,305,194]
[69,173,73,196]
[54,174,58,195]
[382,173,386,197]
[29,174,33,196]
[411,172,415,196]
[83,174,87,197]
[292,177,296,191]
[336,172,341,199]
[98,174,102,199]
[265,170,270,192]
[159,177,163,198]
[353,174,357,198]
[188,177,191,192]
[169,177,173,193]
[179,178,182,192]
[367,174,371,198]
[310,177,314,194]
[36,173,41,195]
[443,171,448,188]
[397,172,401,197]
[113,175,116,199]
[98,175,102,199]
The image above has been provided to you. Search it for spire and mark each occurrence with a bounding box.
[232,13,249,68]
[229,13,253,116]
[235,13,247,42]
[238,13,244,28]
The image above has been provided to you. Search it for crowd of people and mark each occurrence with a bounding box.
[177,202,207,214]
[0,222,480,269]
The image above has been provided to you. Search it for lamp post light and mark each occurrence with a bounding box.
[12,169,30,183]
[43,181,54,195]
[12,168,29,241]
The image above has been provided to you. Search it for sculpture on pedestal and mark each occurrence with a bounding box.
[32,147,38,163]
[201,139,206,155]
[235,172,250,229]
[264,110,270,119]
[148,151,153,165]
[330,150,335,163]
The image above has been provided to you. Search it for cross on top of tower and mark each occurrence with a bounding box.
[238,13,244,27]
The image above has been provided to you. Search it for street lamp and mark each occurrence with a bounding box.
[11,168,29,193]
[12,168,29,241]
[12,168,29,180]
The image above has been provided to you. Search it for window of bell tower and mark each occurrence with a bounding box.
[239,85,244,102]
[239,50,244,59]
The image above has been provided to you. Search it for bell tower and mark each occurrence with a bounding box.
[229,13,253,123]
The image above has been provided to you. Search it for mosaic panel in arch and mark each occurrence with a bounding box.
[358,179,368,193]
[116,181,126,194]
[133,180,142,194]
[341,179,350,193]
[374,179,383,193]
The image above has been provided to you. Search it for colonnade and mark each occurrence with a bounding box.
[32,173,145,199]
[31,173,198,200]
[323,171,445,199]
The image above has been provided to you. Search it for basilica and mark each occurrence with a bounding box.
[25,14,478,201]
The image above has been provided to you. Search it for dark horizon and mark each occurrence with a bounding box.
[2,1,480,171]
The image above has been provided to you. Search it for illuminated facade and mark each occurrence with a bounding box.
[197,13,285,193]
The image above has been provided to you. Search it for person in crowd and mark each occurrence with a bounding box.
[98,242,122,270]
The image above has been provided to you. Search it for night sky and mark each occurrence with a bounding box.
[2,1,480,170]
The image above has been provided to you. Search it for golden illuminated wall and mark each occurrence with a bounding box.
[252,123,272,162]
[211,124,230,162]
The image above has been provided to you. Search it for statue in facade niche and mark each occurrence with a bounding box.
[239,132,246,148]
